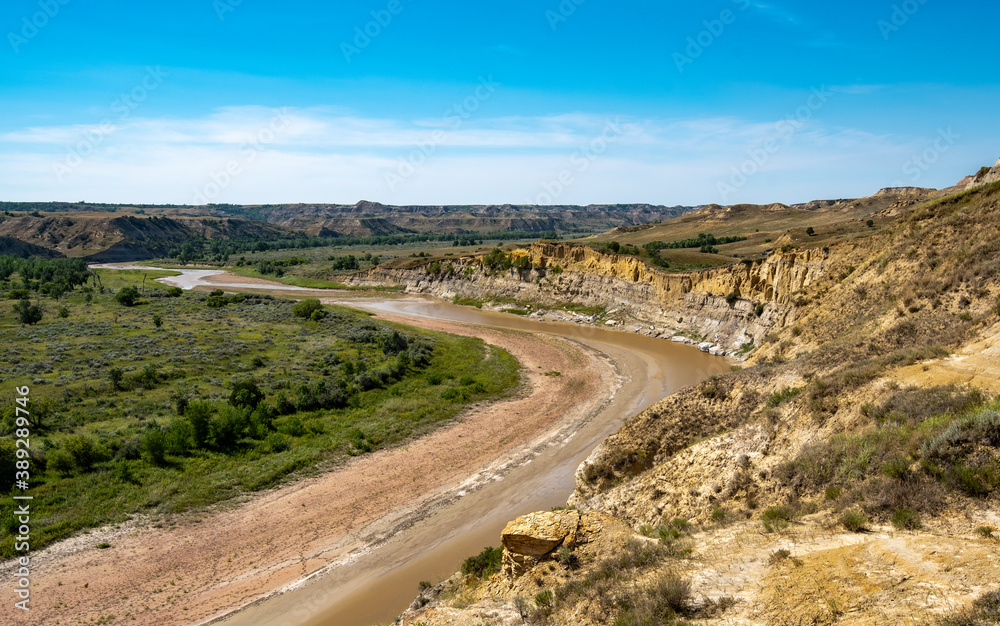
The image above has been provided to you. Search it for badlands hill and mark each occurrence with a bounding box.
[0,201,696,260]
[349,169,1000,625]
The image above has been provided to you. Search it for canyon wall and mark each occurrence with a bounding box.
[349,243,829,353]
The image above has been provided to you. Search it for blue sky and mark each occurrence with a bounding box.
[1,0,998,206]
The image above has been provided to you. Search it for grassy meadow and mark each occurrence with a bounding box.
[0,264,519,558]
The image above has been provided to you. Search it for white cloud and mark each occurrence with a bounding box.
[0,106,975,206]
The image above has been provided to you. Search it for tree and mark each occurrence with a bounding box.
[292,298,323,319]
[186,401,214,448]
[142,428,168,466]
[230,378,265,409]
[806,227,816,236]
[109,367,125,391]
[116,285,140,306]
[13,299,42,325]
[866,220,875,228]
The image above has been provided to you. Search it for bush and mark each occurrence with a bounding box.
[142,428,168,466]
[840,510,867,532]
[0,440,17,490]
[276,416,306,437]
[461,546,503,578]
[761,504,796,532]
[210,405,248,449]
[166,286,183,297]
[939,590,1000,626]
[13,299,42,325]
[152,314,162,328]
[165,420,193,456]
[58,307,69,318]
[292,298,323,319]
[891,508,921,530]
[265,432,290,453]
[230,378,265,409]
[186,400,214,448]
[116,285,140,307]
[47,448,76,477]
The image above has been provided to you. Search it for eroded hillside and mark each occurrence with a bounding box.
[391,182,1000,625]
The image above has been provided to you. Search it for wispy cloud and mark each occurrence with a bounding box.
[751,2,802,25]
[0,106,974,206]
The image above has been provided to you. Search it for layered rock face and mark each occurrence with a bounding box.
[965,157,1000,189]
[349,243,827,353]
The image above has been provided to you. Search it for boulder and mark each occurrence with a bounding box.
[501,510,580,557]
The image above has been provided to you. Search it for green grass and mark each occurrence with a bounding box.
[225,265,403,291]
[0,271,519,558]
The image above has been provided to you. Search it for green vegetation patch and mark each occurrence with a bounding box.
[777,390,1000,525]
[0,265,519,558]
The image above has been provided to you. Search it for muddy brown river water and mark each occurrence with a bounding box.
[94,264,729,626]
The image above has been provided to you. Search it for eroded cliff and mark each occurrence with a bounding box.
[350,242,828,355]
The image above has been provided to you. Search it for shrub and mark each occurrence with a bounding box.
[292,298,323,319]
[47,448,76,476]
[557,545,579,569]
[0,440,17,490]
[939,590,1000,626]
[141,428,168,466]
[152,314,162,328]
[58,307,69,318]
[210,405,248,449]
[761,504,796,532]
[276,416,306,437]
[891,508,921,530]
[461,546,503,578]
[164,420,193,456]
[767,387,802,407]
[265,432,290,453]
[975,526,996,540]
[230,378,265,409]
[115,286,140,307]
[13,299,42,325]
[186,400,214,448]
[166,286,183,297]
[839,510,867,532]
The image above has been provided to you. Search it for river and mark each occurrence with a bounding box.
[93,264,729,626]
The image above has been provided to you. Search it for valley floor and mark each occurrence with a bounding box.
[1,317,612,626]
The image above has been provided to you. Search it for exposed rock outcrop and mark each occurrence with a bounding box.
[348,242,827,354]
[963,157,1000,190]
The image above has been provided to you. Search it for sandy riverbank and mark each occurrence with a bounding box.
[2,317,615,626]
